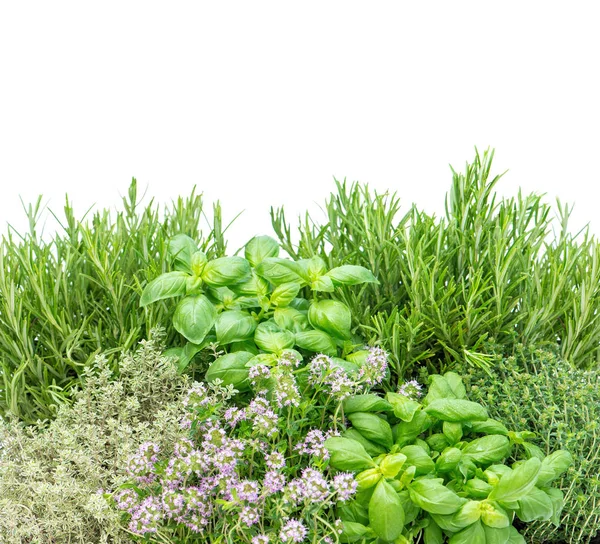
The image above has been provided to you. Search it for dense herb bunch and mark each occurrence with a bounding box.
[272,149,600,378]
[0,330,188,544]
[326,372,572,543]
[0,180,227,423]
[461,345,600,544]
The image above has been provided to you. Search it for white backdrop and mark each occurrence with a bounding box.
[1,2,598,252]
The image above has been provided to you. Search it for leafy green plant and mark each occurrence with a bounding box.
[461,345,600,544]
[140,234,378,384]
[0,180,227,423]
[325,371,572,543]
[0,329,189,544]
[272,149,600,378]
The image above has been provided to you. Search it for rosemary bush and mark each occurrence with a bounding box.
[0,330,189,544]
[460,345,600,544]
[0,181,227,423]
[272,149,600,379]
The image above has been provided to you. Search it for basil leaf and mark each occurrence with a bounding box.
[205,351,253,391]
[386,392,421,422]
[167,234,199,272]
[394,411,434,447]
[173,294,216,343]
[398,489,421,525]
[409,478,467,515]
[379,453,408,479]
[343,394,393,414]
[294,329,337,356]
[515,487,554,522]
[369,479,405,542]
[343,429,387,457]
[423,516,443,544]
[536,450,573,486]
[483,525,511,544]
[311,275,335,292]
[339,521,371,543]
[542,487,564,527]
[463,477,493,499]
[231,271,270,296]
[443,371,467,399]
[256,258,303,285]
[355,468,382,491]
[480,500,510,528]
[424,399,488,422]
[215,310,257,345]
[140,271,189,306]
[244,235,279,267]
[448,520,486,544]
[270,282,302,307]
[452,500,482,528]
[325,437,376,471]
[469,419,509,436]
[338,501,369,525]
[326,265,378,286]
[462,435,511,465]
[436,447,463,473]
[308,299,352,340]
[506,526,526,543]
[423,375,457,405]
[201,256,251,287]
[347,412,393,449]
[273,307,309,333]
[443,421,463,445]
[400,444,435,476]
[254,321,295,353]
[488,458,542,504]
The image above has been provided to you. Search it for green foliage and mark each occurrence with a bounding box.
[325,372,571,543]
[0,180,227,423]
[461,345,600,543]
[272,148,600,378]
[140,235,378,386]
[0,330,189,544]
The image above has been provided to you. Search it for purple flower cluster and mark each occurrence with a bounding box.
[398,379,423,399]
[357,346,389,386]
[126,442,160,484]
[294,429,337,460]
[280,519,308,543]
[308,354,355,401]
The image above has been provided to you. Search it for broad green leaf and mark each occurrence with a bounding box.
[326,265,378,286]
[254,321,295,353]
[449,520,486,544]
[176,341,204,371]
[463,477,493,499]
[394,411,434,447]
[443,372,467,399]
[140,271,189,306]
[167,234,199,272]
[422,375,457,405]
[506,526,526,543]
[424,399,488,422]
[379,453,407,479]
[244,235,279,267]
[542,487,564,526]
[308,299,352,340]
[245,352,278,368]
[343,429,387,457]
[205,351,253,391]
[339,521,372,543]
[190,251,208,277]
[355,468,382,491]
[480,501,510,528]
[338,501,369,525]
[273,307,309,333]
[173,294,216,343]
[483,525,511,544]
[483,465,512,486]
[398,489,421,524]
[311,275,335,292]
[347,412,393,449]
[215,310,257,345]
[294,329,337,356]
[231,271,270,296]
[202,256,251,287]
[522,442,545,461]
[325,437,376,471]
[470,419,509,436]
[462,435,511,465]
[409,478,467,515]
[452,500,482,528]
[343,394,393,414]
[423,517,443,544]
[430,512,466,533]
[400,444,435,476]
[270,282,302,307]
[436,447,462,473]
[386,392,421,422]
[488,458,541,504]
[288,297,310,311]
[255,258,303,285]
[425,433,450,452]
[515,487,554,522]
[299,256,328,279]
[369,479,405,542]
[536,450,573,486]
[443,421,463,445]
[345,350,369,366]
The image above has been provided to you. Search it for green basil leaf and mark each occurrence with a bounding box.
[176,341,205,372]
[255,258,303,285]
[355,468,382,491]
[311,275,335,292]
[343,429,387,457]
[339,521,372,543]
[462,435,511,465]
[338,501,369,525]
[483,465,513,486]
[379,453,407,479]
[483,525,511,544]
[369,479,405,542]
[245,352,278,368]
[167,234,199,272]
[506,526,526,543]
[172,294,216,343]
[408,478,467,515]
[254,321,295,353]
[423,375,457,405]
[202,256,251,287]
[270,282,302,307]
[273,307,309,333]
[522,442,545,461]
[394,411,434,447]
[400,445,435,476]
[326,265,378,286]
[452,500,482,528]
[430,512,466,533]
[205,351,253,391]
[215,310,257,345]
[244,235,279,267]
[542,487,564,527]
[464,477,493,499]
[436,447,463,473]
[325,437,376,471]
[488,458,542,504]
[480,500,510,528]
[423,516,443,544]
[347,412,393,449]
[190,251,209,277]
[308,299,352,340]
[386,392,421,422]
[515,487,554,522]
[294,329,337,356]
[398,489,420,524]
[424,399,488,422]
[443,371,467,399]
[536,450,573,486]
[229,340,259,355]
[425,433,450,453]
[140,271,189,306]
[343,394,394,414]
[448,520,486,544]
[288,297,310,311]
[470,419,509,436]
[231,271,270,296]
[300,256,328,279]
[443,421,463,445]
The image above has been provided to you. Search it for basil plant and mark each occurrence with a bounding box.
[325,372,573,544]
[140,234,378,382]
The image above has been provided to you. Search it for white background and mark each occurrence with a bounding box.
[1,2,599,252]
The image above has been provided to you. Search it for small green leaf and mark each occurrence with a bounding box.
[480,500,510,528]
[270,282,302,307]
[205,351,254,391]
[255,258,303,285]
[409,478,467,515]
[488,458,541,504]
[423,517,443,544]
[326,265,378,286]
[355,468,382,491]
[436,447,463,473]
[536,450,573,486]
[215,310,257,345]
[483,525,511,544]
[325,437,376,471]
[273,307,309,333]
[311,275,335,292]
[369,479,405,542]
[347,412,393,449]
[202,256,251,287]
[400,445,435,476]
[254,321,295,353]
[452,500,482,528]
[448,520,486,544]
[443,421,463,445]
[140,271,189,306]
[386,392,421,422]
[244,235,280,267]
[470,419,509,436]
[343,429,387,457]
[462,435,511,465]
[443,372,467,399]
[379,453,407,479]
[424,399,488,422]
[190,251,208,277]
[172,294,216,343]
[308,299,352,340]
[167,234,199,272]
[343,394,394,414]
[515,487,554,522]
[339,521,372,543]
[294,329,337,356]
